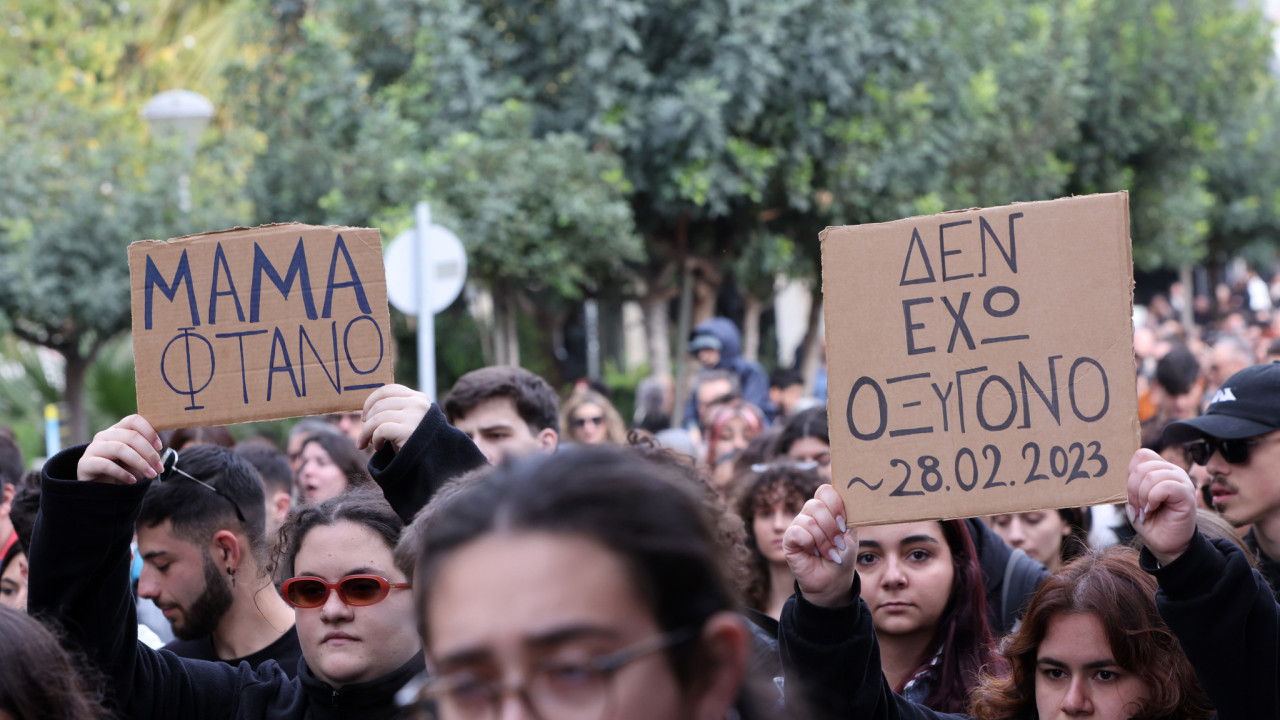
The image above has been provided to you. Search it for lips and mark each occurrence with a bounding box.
[878,601,914,612]
[322,631,358,645]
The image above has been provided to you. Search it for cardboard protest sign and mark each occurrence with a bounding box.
[821,193,1137,526]
[129,223,393,430]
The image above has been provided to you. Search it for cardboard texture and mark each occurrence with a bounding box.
[129,223,393,430]
[821,193,1138,526]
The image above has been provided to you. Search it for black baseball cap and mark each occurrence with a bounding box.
[1163,362,1280,443]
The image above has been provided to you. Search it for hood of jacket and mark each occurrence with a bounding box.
[691,317,744,366]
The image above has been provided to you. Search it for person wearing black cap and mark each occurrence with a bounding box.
[1162,361,1280,596]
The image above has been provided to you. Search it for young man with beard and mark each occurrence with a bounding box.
[1162,361,1280,596]
[136,444,301,676]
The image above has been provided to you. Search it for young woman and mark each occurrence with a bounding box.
[406,446,775,720]
[705,401,765,468]
[734,465,824,622]
[560,389,628,445]
[0,606,105,719]
[855,520,997,713]
[297,432,374,505]
[774,407,831,482]
[776,478,1221,720]
[987,508,1090,573]
[27,394,483,720]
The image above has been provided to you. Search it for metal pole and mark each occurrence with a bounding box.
[415,202,436,399]
[585,299,601,380]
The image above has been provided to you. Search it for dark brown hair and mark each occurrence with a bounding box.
[732,465,823,611]
[969,547,1214,720]
[0,607,104,719]
[444,365,559,433]
[299,433,374,495]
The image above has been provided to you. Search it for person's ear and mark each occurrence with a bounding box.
[536,428,558,454]
[210,529,242,573]
[0,483,14,514]
[271,491,292,526]
[690,611,749,720]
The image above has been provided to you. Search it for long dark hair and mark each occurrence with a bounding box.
[299,433,373,493]
[909,519,998,713]
[969,547,1213,720]
[0,607,105,719]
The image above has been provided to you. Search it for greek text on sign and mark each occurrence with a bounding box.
[129,223,393,430]
[820,192,1137,526]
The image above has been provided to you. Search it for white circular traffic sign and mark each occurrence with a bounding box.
[384,226,468,316]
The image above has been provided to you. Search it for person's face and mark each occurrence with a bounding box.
[696,347,721,368]
[753,492,804,565]
[1034,613,1149,720]
[714,417,755,455]
[453,397,554,465]
[1204,429,1280,527]
[292,520,419,688]
[856,522,954,639]
[425,532,692,720]
[1208,347,1249,389]
[695,380,734,426]
[772,384,804,418]
[136,521,233,640]
[0,552,28,611]
[989,511,1071,572]
[1158,380,1204,420]
[298,442,349,505]
[786,436,832,482]
[331,411,365,444]
[570,403,608,445]
[286,432,310,478]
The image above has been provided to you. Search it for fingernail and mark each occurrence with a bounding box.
[1144,502,1151,516]
[838,515,847,533]
[1125,504,1136,525]
[144,467,157,479]
[834,534,847,551]
[828,549,844,565]
[813,547,820,558]
[1138,509,1146,525]
[152,438,162,451]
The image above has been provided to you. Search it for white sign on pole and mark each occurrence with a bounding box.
[385,225,468,315]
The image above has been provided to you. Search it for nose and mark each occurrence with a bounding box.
[497,694,531,720]
[1205,448,1231,477]
[137,569,160,600]
[1061,675,1092,715]
[771,509,791,532]
[319,584,354,623]
[881,557,907,588]
[1006,519,1026,547]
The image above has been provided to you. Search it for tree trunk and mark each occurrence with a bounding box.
[742,294,764,363]
[799,295,825,396]
[466,283,495,366]
[502,291,521,367]
[64,352,91,445]
[642,295,671,379]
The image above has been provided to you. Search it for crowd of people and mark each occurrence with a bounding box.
[0,309,1276,719]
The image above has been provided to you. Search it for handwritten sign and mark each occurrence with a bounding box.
[129,223,393,429]
[821,193,1138,526]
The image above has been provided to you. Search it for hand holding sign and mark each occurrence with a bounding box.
[1126,448,1198,566]
[784,484,857,608]
[77,415,165,485]
[359,384,433,454]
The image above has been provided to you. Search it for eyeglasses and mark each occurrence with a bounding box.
[280,574,412,609]
[160,448,247,524]
[1183,435,1280,466]
[410,628,695,720]
[571,415,605,429]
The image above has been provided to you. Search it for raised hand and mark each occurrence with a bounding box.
[357,384,433,453]
[1127,448,1198,566]
[783,484,857,607]
[77,415,164,485]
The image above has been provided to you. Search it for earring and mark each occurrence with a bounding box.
[227,567,236,588]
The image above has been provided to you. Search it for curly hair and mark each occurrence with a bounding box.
[968,547,1214,720]
[731,466,823,612]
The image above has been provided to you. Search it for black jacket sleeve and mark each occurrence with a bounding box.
[965,517,1049,633]
[777,577,971,720]
[1143,531,1279,720]
[27,445,303,720]
[367,403,488,524]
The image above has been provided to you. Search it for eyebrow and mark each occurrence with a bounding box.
[1037,657,1119,670]
[434,625,621,671]
[141,550,172,561]
[859,535,941,549]
[293,565,389,579]
[477,424,515,433]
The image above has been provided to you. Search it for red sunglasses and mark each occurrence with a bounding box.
[280,575,411,609]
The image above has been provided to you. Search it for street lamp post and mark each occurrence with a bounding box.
[142,89,214,221]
